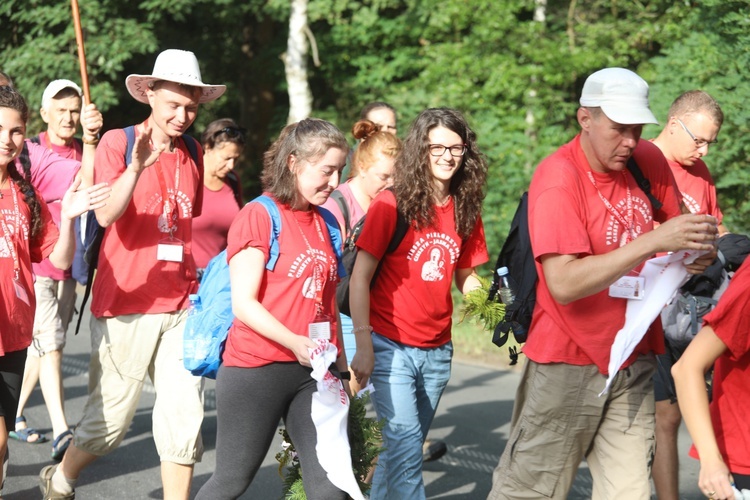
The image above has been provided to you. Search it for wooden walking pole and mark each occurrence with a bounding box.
[70,0,91,104]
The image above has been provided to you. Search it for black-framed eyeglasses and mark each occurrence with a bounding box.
[213,126,246,143]
[677,119,717,149]
[428,144,467,157]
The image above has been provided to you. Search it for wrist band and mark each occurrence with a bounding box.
[82,135,100,145]
[351,325,373,334]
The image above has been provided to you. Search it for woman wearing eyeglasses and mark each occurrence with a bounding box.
[349,108,489,500]
[193,119,245,280]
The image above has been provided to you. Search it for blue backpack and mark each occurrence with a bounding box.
[183,195,344,378]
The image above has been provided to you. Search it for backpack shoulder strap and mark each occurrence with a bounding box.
[386,209,409,254]
[251,195,282,271]
[182,134,200,165]
[317,206,346,278]
[124,126,137,167]
[329,190,350,233]
[626,157,663,211]
[225,171,243,207]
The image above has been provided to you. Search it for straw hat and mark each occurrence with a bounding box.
[125,49,226,104]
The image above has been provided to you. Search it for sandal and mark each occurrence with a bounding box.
[51,430,74,462]
[8,416,48,444]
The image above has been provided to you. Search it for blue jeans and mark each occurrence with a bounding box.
[369,332,453,500]
[339,313,356,363]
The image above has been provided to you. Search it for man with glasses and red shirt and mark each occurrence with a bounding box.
[651,90,727,500]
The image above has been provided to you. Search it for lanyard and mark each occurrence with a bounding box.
[0,181,22,280]
[154,159,180,234]
[43,132,81,159]
[143,120,181,235]
[586,170,635,244]
[293,210,329,316]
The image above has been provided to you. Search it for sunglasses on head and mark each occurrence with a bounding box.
[213,126,246,142]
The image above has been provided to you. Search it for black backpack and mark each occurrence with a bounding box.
[488,157,662,363]
[74,127,201,334]
[329,189,409,317]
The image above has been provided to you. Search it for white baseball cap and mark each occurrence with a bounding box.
[579,67,659,125]
[125,49,226,104]
[41,79,82,109]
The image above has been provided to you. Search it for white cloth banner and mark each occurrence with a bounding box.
[308,339,364,500]
[600,250,704,396]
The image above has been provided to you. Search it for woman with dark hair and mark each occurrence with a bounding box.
[196,118,350,500]
[349,107,489,499]
[0,86,109,489]
[193,118,245,279]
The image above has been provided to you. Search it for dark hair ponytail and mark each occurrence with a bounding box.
[0,86,41,237]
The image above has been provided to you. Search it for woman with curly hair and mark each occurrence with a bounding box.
[0,86,109,489]
[349,107,489,499]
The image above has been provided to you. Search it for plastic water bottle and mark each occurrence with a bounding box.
[497,267,516,306]
[184,294,206,362]
[188,294,202,317]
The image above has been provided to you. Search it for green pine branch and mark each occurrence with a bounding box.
[461,275,506,331]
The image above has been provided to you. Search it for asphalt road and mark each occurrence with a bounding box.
[4,296,705,499]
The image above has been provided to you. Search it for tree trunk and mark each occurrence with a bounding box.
[284,0,312,124]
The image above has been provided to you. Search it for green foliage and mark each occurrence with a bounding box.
[461,275,505,331]
[275,391,384,499]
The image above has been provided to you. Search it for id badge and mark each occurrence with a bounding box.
[307,316,331,341]
[609,276,645,300]
[14,281,30,306]
[157,239,184,262]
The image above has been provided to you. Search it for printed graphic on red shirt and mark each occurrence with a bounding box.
[407,233,461,282]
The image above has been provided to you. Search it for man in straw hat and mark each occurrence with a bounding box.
[39,49,225,500]
[487,67,718,500]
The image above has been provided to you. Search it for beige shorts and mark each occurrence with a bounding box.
[489,356,657,500]
[30,277,77,357]
[73,311,205,464]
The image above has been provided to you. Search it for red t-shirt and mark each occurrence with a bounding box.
[688,259,750,474]
[31,133,81,281]
[524,137,682,374]
[0,183,58,355]
[666,157,723,221]
[223,197,341,368]
[90,126,204,317]
[192,183,240,269]
[356,189,489,348]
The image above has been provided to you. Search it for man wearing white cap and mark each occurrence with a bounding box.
[9,79,103,462]
[487,68,718,499]
[40,49,225,500]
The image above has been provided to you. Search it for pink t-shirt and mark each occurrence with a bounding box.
[192,183,241,269]
[31,134,82,281]
[21,140,80,204]
[223,197,341,368]
[321,182,367,235]
[0,183,58,355]
[688,259,750,474]
[523,137,683,374]
[90,126,204,317]
[356,189,489,348]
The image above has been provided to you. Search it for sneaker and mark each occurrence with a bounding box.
[39,464,75,500]
[422,439,448,462]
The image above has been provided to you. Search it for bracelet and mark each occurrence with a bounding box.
[82,135,100,145]
[351,325,373,335]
